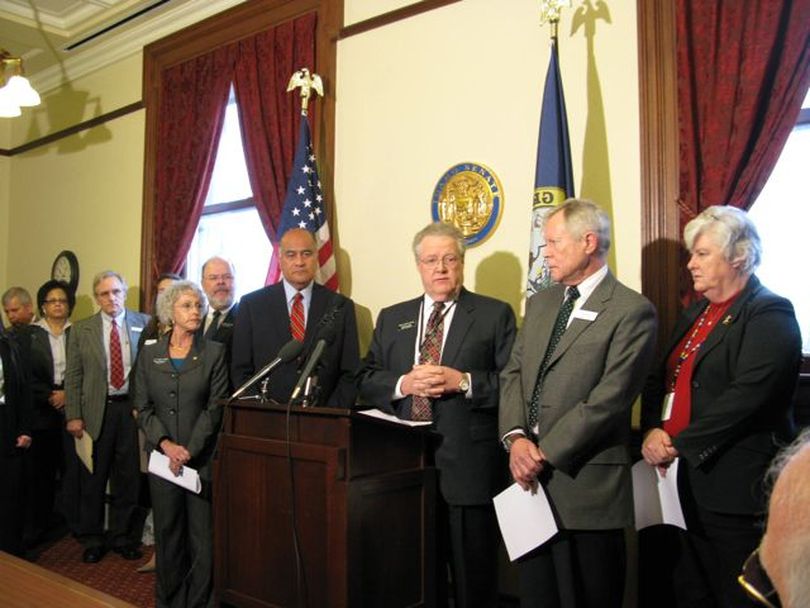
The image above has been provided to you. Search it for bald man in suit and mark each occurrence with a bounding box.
[65,271,150,564]
[500,199,657,608]
[231,228,359,406]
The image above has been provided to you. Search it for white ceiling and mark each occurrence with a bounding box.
[1,0,245,93]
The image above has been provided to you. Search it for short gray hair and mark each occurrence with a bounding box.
[155,280,208,326]
[2,286,32,307]
[92,270,128,294]
[683,205,761,276]
[412,222,466,262]
[548,198,611,256]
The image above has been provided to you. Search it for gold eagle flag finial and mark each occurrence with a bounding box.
[539,0,571,38]
[286,68,324,117]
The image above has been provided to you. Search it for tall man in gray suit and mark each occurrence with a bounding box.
[359,222,516,608]
[500,199,657,607]
[65,271,150,564]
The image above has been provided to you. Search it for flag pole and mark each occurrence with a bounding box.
[527,0,575,297]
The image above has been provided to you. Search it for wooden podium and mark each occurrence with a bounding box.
[214,399,437,608]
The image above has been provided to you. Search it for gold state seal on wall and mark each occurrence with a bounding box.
[431,162,504,247]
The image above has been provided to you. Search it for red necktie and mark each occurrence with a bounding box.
[290,293,305,342]
[110,318,125,390]
[411,302,445,421]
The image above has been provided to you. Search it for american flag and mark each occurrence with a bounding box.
[269,118,339,291]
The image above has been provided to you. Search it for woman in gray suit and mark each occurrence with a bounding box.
[134,280,228,608]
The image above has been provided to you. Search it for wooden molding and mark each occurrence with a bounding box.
[637,0,681,351]
[338,0,461,39]
[0,101,143,156]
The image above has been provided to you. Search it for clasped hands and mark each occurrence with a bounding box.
[160,439,191,476]
[509,437,547,492]
[401,364,464,398]
[641,428,679,476]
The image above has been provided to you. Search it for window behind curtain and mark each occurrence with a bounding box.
[185,88,272,299]
[748,88,810,353]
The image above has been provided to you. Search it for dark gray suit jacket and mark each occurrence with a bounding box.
[231,283,359,407]
[500,271,657,529]
[134,335,228,479]
[64,310,150,439]
[358,288,516,506]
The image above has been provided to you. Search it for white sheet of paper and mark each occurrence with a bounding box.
[148,450,202,494]
[632,458,686,531]
[356,407,432,427]
[493,482,559,561]
[74,433,93,474]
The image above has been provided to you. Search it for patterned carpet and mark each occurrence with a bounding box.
[31,535,155,608]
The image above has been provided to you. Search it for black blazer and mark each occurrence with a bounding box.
[134,335,228,479]
[196,303,239,390]
[0,328,32,455]
[231,283,360,407]
[642,275,802,514]
[358,288,516,505]
[22,325,69,431]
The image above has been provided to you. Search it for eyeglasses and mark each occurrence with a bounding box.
[738,548,781,608]
[44,298,68,305]
[175,302,203,311]
[419,254,461,268]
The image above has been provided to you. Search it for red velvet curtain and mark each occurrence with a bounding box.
[152,46,235,278]
[233,12,317,281]
[677,0,810,225]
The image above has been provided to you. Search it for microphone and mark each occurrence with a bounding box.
[230,339,304,401]
[289,338,327,403]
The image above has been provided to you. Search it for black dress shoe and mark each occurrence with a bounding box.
[82,547,106,563]
[112,545,143,561]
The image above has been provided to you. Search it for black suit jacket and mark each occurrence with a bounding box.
[358,288,516,505]
[231,283,360,407]
[197,303,239,389]
[20,325,69,431]
[0,328,32,455]
[642,275,801,514]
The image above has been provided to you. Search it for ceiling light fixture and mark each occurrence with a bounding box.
[1,49,41,118]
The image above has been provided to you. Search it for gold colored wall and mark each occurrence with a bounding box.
[337,0,640,347]
[4,54,144,318]
[3,0,641,340]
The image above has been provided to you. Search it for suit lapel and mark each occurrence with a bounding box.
[694,277,758,367]
[441,289,473,366]
[124,311,145,361]
[89,313,106,371]
[547,272,614,367]
[268,284,293,344]
[394,298,422,367]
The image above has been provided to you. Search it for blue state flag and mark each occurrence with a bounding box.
[527,38,575,296]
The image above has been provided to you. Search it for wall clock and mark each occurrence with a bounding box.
[51,250,80,293]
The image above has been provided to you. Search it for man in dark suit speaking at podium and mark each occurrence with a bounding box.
[358,222,516,608]
[231,228,360,407]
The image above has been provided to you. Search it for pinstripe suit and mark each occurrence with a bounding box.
[65,309,149,549]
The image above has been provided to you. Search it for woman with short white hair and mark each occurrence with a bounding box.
[641,205,802,607]
[134,280,227,608]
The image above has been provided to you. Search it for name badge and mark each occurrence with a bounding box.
[661,392,675,421]
[398,321,415,331]
[131,326,144,333]
[144,339,157,346]
[572,309,598,322]
[153,357,169,365]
